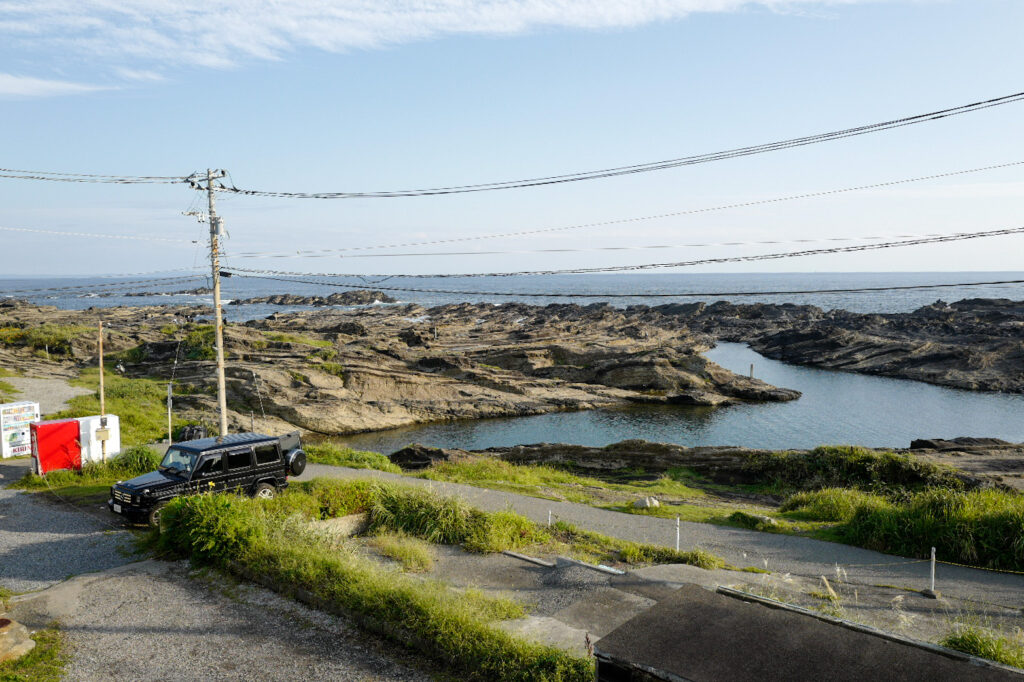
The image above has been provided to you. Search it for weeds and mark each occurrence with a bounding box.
[263,332,333,349]
[780,488,891,522]
[369,532,436,572]
[318,362,346,380]
[156,491,592,680]
[305,443,400,473]
[0,624,69,682]
[183,325,216,360]
[940,625,1024,668]
[0,324,90,356]
[51,369,174,445]
[12,445,160,493]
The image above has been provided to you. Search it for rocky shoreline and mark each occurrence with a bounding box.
[1,294,1020,436]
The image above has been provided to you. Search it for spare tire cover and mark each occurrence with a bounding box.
[287,449,306,476]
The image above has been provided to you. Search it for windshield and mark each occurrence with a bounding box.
[159,447,198,475]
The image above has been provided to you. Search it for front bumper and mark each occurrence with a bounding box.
[107,498,150,521]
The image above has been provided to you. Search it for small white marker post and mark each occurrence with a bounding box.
[675,516,680,552]
[548,510,552,528]
[923,546,939,599]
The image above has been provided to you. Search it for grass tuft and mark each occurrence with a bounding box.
[780,488,891,522]
[940,625,1024,668]
[305,443,400,473]
[0,624,69,682]
[369,532,436,572]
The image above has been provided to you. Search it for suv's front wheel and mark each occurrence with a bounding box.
[148,502,168,529]
[252,482,277,500]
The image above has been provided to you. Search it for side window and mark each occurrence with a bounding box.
[254,443,279,466]
[227,448,253,471]
[195,453,223,477]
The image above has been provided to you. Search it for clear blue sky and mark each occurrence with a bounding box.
[1,0,1023,276]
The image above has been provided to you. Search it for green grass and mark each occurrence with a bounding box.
[182,325,216,360]
[0,378,19,402]
[305,443,401,473]
[0,324,91,356]
[318,362,346,380]
[418,457,705,506]
[940,626,1024,668]
[0,624,69,682]
[11,445,161,507]
[543,521,726,569]
[156,491,592,681]
[0,586,11,609]
[779,488,892,522]
[839,488,1024,571]
[51,369,175,445]
[263,331,333,349]
[369,532,436,572]
[743,445,963,493]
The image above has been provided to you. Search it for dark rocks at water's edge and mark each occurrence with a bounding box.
[229,291,398,306]
[387,438,1024,491]
[640,298,1024,393]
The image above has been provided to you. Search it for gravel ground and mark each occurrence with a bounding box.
[11,560,433,682]
[300,463,1024,610]
[1,376,91,415]
[0,478,137,593]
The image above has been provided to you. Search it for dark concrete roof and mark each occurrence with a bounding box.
[173,432,276,453]
[594,584,1021,682]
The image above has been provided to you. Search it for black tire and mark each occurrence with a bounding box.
[286,449,306,476]
[252,482,277,500]
[148,502,168,529]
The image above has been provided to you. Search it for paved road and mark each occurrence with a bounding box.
[297,463,1024,611]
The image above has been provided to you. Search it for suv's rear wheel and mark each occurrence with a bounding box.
[148,502,168,529]
[253,482,276,500]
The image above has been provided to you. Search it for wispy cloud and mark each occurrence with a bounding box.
[1,1,888,69]
[113,68,166,82]
[0,72,112,98]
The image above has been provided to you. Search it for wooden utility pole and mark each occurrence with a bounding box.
[167,382,173,445]
[206,169,230,438]
[98,321,106,462]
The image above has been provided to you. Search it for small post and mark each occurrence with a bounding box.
[44,344,49,361]
[923,546,939,599]
[548,510,552,527]
[749,363,754,379]
[250,411,255,432]
[167,382,173,445]
[98,321,106,463]
[675,516,680,552]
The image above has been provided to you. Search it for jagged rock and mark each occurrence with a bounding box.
[632,496,661,508]
[389,443,471,469]
[910,437,1012,450]
[329,321,368,336]
[398,328,430,347]
[0,619,35,664]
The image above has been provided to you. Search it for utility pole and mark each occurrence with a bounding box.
[98,321,106,462]
[167,382,173,445]
[187,169,229,438]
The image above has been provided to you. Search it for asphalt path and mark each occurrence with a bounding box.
[298,463,1024,611]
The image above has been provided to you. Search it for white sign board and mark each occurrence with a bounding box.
[1,401,41,458]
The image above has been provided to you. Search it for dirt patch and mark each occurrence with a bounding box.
[2,377,91,416]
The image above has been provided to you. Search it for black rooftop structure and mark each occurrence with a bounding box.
[172,433,276,453]
[594,584,1022,682]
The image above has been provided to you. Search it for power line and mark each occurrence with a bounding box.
[1,274,206,296]
[0,225,198,244]
[226,271,1024,299]
[0,171,190,185]
[225,225,1024,279]
[219,90,1024,199]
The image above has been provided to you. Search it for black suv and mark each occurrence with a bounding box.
[108,432,306,526]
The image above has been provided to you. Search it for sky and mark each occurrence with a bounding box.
[1,0,1023,277]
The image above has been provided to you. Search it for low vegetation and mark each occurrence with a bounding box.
[262,331,333,349]
[779,488,891,522]
[183,325,216,360]
[369,532,436,572]
[50,369,175,446]
[743,445,963,493]
[0,378,19,402]
[305,443,401,473]
[940,625,1024,668]
[0,624,69,682]
[156,488,593,681]
[0,324,91,356]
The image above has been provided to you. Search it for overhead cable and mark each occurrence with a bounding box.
[219,90,1024,199]
[0,171,190,185]
[232,159,1024,257]
[1,275,207,296]
[0,225,198,244]
[225,225,1024,279]
[226,272,1024,299]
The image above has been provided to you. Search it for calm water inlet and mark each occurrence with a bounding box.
[339,343,1024,453]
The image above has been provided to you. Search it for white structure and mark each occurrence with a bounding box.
[77,414,121,464]
[1,401,40,458]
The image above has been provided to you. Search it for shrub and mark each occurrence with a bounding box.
[780,488,891,522]
[841,488,1024,570]
[743,445,963,492]
[368,484,474,544]
[157,494,266,563]
[464,509,550,553]
[183,325,216,360]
